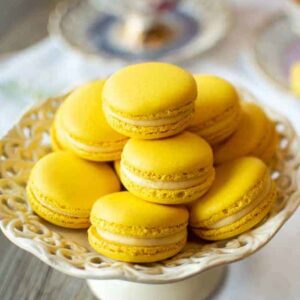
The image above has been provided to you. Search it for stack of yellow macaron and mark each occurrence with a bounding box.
[26,62,278,264]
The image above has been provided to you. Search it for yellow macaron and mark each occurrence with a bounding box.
[214,103,278,165]
[190,156,276,240]
[120,131,215,204]
[114,160,121,178]
[290,62,300,97]
[51,80,128,161]
[102,62,197,139]
[50,124,63,151]
[88,191,189,263]
[188,75,241,145]
[27,151,120,228]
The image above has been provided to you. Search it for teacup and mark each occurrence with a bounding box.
[89,0,181,49]
[90,0,180,16]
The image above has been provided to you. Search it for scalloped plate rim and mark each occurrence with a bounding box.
[1,191,300,283]
[0,93,300,283]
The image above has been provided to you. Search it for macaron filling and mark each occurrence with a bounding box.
[214,103,278,164]
[103,102,194,126]
[121,163,214,190]
[194,106,241,144]
[206,176,272,229]
[58,126,127,154]
[55,115,127,154]
[96,228,187,247]
[191,103,240,131]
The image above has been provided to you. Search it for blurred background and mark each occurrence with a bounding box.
[0,0,300,299]
[0,0,299,135]
[0,0,59,53]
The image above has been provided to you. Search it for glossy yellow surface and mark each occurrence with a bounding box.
[27,152,120,228]
[189,75,241,141]
[191,75,239,122]
[122,131,213,176]
[91,192,188,232]
[193,188,275,240]
[190,157,276,240]
[120,131,215,204]
[103,62,197,115]
[50,124,63,151]
[89,191,188,262]
[53,80,127,161]
[102,62,197,139]
[114,160,121,178]
[214,103,277,164]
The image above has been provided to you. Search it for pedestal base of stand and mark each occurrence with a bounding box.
[87,266,227,300]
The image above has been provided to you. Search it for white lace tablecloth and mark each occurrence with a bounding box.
[0,0,299,299]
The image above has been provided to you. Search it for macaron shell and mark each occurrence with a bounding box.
[189,157,269,227]
[193,182,276,240]
[50,123,63,151]
[103,107,194,139]
[60,80,126,143]
[260,128,279,163]
[103,62,197,116]
[53,80,127,161]
[189,103,241,146]
[121,131,213,176]
[120,167,215,205]
[214,103,276,164]
[190,75,240,126]
[90,192,189,237]
[253,121,278,163]
[188,75,241,145]
[88,225,187,263]
[114,160,121,178]
[27,186,90,228]
[27,152,120,221]
[54,119,125,161]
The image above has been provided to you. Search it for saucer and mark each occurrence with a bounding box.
[48,0,232,63]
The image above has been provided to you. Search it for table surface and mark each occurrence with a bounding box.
[1,1,300,300]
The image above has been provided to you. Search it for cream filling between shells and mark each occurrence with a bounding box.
[207,176,272,229]
[29,185,89,218]
[97,228,186,246]
[104,103,194,126]
[58,126,126,154]
[121,163,214,190]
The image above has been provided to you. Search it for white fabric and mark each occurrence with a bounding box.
[0,0,299,299]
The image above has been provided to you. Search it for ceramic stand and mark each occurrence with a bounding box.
[87,266,227,300]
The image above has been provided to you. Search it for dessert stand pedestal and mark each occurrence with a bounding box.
[87,266,227,300]
[0,91,300,300]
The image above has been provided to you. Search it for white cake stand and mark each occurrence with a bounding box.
[0,92,300,300]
